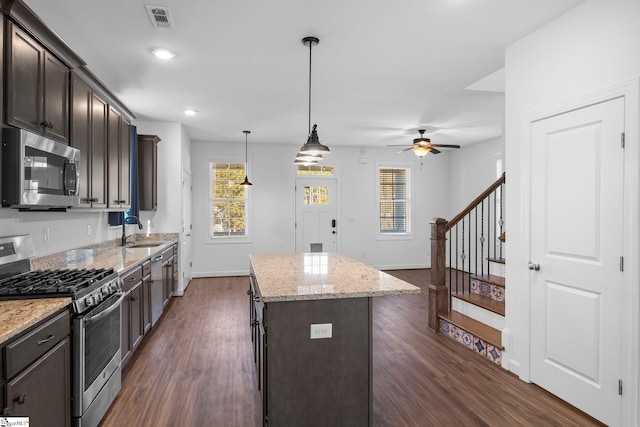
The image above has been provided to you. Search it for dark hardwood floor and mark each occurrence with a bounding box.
[100,271,604,427]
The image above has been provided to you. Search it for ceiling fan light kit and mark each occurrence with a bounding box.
[294,36,330,163]
[387,129,461,157]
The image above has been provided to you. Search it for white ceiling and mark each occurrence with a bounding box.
[26,0,583,149]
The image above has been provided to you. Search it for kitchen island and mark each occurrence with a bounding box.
[249,253,420,427]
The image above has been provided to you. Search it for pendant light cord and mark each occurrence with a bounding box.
[308,40,312,135]
[245,131,249,165]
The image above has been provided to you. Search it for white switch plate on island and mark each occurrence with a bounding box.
[310,323,332,339]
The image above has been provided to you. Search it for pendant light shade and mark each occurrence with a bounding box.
[241,130,252,186]
[296,36,329,161]
[299,124,329,155]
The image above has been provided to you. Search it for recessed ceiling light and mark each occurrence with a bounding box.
[183,109,197,116]
[152,48,175,60]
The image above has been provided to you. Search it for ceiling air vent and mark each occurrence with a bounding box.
[146,5,175,29]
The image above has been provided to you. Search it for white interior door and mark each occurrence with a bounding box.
[295,178,337,253]
[181,169,193,291]
[530,97,624,426]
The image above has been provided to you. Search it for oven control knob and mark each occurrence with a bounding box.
[85,296,94,308]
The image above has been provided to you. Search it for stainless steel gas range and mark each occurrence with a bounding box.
[0,235,123,427]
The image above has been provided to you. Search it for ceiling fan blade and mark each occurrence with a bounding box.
[430,144,461,148]
[398,147,414,153]
[386,144,413,147]
[430,148,441,154]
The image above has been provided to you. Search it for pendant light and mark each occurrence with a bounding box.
[241,130,252,186]
[297,36,330,157]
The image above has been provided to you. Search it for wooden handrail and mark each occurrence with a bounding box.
[428,172,506,331]
[445,172,505,232]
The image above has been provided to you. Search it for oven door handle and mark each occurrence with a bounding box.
[84,292,124,326]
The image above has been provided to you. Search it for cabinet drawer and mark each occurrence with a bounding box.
[142,260,151,277]
[121,265,143,292]
[5,310,69,379]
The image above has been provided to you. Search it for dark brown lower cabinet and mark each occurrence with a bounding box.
[142,274,152,335]
[3,311,71,427]
[249,275,372,427]
[121,266,144,368]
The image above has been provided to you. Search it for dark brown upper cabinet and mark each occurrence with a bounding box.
[70,72,92,207]
[90,93,108,209]
[138,134,161,211]
[107,106,131,210]
[5,21,69,144]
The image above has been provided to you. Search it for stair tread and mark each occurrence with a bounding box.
[439,310,503,349]
[470,274,505,288]
[453,291,505,316]
[488,257,506,264]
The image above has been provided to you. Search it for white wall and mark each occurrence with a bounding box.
[190,141,452,276]
[447,136,504,218]
[505,0,640,423]
[0,209,123,257]
[134,121,185,234]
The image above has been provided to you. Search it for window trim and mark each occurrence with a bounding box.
[207,159,253,244]
[376,162,413,241]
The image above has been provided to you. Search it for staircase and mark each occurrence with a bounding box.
[428,173,506,366]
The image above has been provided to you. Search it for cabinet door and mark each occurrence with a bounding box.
[43,52,69,143]
[90,94,107,208]
[6,336,71,427]
[107,106,121,208]
[162,261,171,308]
[6,21,43,133]
[120,118,132,210]
[130,282,144,354]
[121,289,131,366]
[142,275,152,335]
[70,73,92,207]
[138,135,160,211]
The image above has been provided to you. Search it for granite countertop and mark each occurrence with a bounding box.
[250,253,421,302]
[0,297,71,343]
[31,234,179,274]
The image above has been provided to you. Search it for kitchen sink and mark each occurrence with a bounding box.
[128,242,163,248]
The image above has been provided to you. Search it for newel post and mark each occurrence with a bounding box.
[428,217,449,331]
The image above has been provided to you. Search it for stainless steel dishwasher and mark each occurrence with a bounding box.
[150,253,164,326]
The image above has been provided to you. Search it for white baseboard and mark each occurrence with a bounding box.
[192,270,248,278]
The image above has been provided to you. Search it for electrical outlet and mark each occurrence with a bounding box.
[43,227,50,242]
[310,323,332,339]
[87,224,92,236]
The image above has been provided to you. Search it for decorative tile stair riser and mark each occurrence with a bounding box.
[471,278,504,303]
[439,319,502,365]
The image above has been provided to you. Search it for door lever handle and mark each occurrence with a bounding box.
[528,262,540,271]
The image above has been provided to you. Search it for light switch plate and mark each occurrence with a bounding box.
[310,323,332,339]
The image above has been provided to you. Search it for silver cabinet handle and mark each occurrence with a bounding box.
[37,334,55,345]
[528,262,540,271]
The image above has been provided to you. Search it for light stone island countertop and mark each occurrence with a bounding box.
[0,297,71,343]
[250,252,421,302]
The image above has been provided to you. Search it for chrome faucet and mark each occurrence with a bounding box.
[121,215,143,246]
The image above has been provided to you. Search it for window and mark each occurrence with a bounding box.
[210,162,248,238]
[297,164,335,176]
[378,167,410,234]
[304,186,329,205]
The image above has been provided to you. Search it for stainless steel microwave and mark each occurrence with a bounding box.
[1,128,80,210]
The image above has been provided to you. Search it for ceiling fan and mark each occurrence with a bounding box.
[387,129,461,157]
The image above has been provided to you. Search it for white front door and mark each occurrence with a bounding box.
[181,169,193,291]
[295,178,337,253]
[530,97,624,426]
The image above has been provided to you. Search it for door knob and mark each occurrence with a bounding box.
[528,262,540,271]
